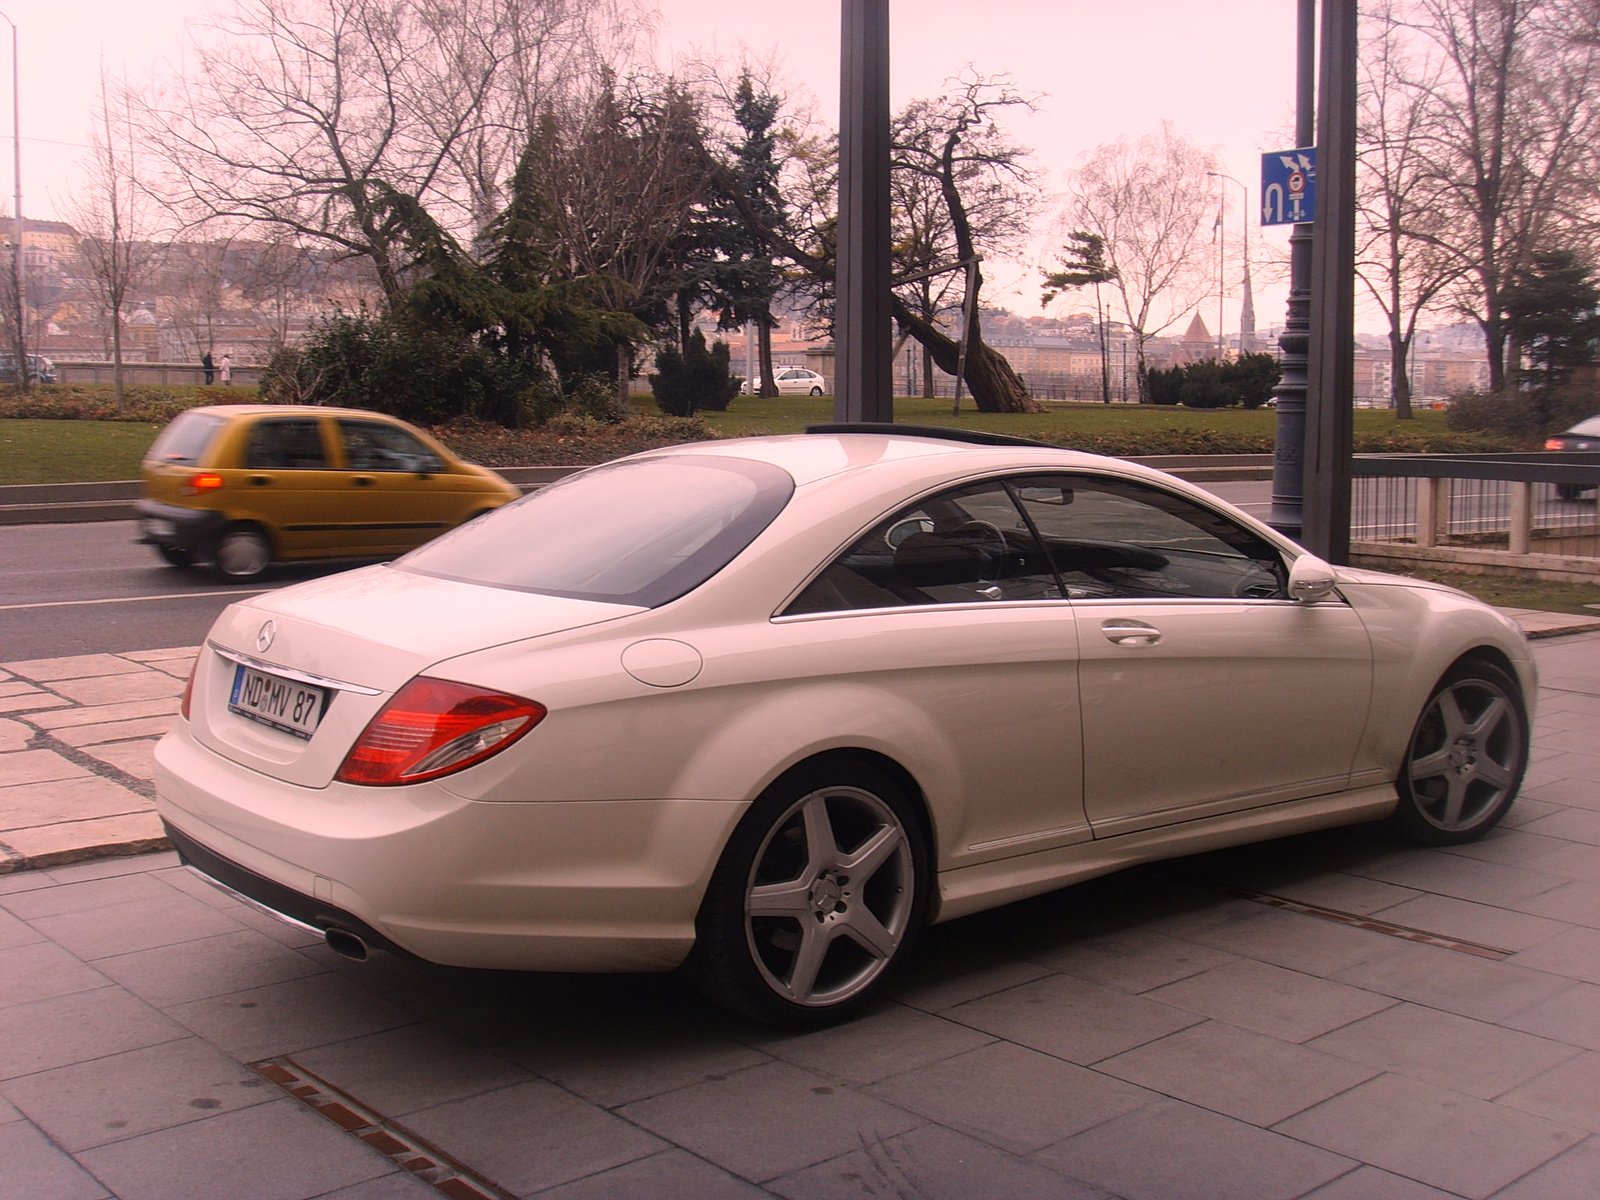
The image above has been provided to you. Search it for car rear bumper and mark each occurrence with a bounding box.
[153,722,746,973]
[133,499,226,554]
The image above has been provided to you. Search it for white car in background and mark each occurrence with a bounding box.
[744,367,827,395]
[155,425,1533,1027]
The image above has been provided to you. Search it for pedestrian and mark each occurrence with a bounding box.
[219,354,232,385]
[201,351,214,385]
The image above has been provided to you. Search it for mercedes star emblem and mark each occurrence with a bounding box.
[256,620,276,653]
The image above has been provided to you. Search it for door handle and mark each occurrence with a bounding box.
[351,476,373,487]
[248,475,271,486]
[1101,619,1161,646]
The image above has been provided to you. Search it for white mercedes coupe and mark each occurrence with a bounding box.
[155,425,1533,1026]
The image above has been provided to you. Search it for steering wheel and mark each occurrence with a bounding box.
[952,520,1011,581]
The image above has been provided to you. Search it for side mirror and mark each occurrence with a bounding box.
[1287,553,1339,603]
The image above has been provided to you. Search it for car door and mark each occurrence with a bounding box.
[1011,473,1374,836]
[234,416,345,555]
[776,477,1088,867]
[333,418,462,554]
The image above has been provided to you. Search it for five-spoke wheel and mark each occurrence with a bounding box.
[690,758,928,1026]
[1390,660,1527,844]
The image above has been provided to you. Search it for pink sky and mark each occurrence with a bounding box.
[10,0,1306,333]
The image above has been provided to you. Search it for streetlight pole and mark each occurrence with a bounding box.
[1208,172,1251,354]
[0,9,23,394]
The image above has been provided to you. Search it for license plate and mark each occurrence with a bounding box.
[228,665,329,739]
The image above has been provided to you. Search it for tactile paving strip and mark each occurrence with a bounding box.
[252,1056,516,1200]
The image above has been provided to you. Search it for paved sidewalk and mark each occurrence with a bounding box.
[2,630,1599,1199]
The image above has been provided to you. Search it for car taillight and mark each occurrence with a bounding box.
[180,662,196,721]
[1544,438,1564,450]
[182,473,224,495]
[335,677,546,787]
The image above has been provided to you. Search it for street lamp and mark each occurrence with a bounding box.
[1207,171,1251,356]
[0,9,22,392]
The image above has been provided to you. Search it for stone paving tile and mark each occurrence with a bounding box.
[1331,938,1576,1024]
[1143,958,1397,1043]
[940,972,1204,1064]
[0,870,175,920]
[93,929,327,1009]
[51,717,178,748]
[1095,1019,1380,1126]
[74,1098,395,1200]
[0,941,113,1008]
[617,1059,921,1183]
[885,937,1053,1013]
[1519,807,1600,847]
[1276,1073,1583,1199]
[0,1119,111,1200]
[537,1148,776,1200]
[1255,870,1425,916]
[0,749,89,787]
[862,1041,1153,1156]
[166,974,418,1063]
[1344,850,1570,908]
[1502,981,1600,1052]
[25,699,181,731]
[1515,878,1600,928]
[1,654,149,682]
[1496,1051,1600,1133]
[1036,1097,1354,1200]
[0,691,69,715]
[0,904,44,951]
[1014,928,1236,993]
[404,1079,668,1195]
[767,1124,1110,1200]
[46,674,186,708]
[291,1024,537,1118]
[1174,904,1405,976]
[1,813,167,869]
[748,1002,993,1087]
[0,776,151,832]
[119,648,199,664]
[1489,1135,1600,1200]
[1,1037,278,1152]
[0,986,187,1081]
[1506,925,1600,984]
[74,741,158,783]
[1370,892,1570,952]
[1305,1002,1581,1101]
[30,890,247,961]
[0,679,49,697]
[1301,1166,1464,1199]
[0,717,32,751]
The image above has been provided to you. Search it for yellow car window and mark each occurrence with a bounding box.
[339,420,437,472]
[246,419,329,470]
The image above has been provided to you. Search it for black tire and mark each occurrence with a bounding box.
[808,386,823,396]
[1388,659,1528,845]
[153,544,194,568]
[208,525,273,582]
[688,756,930,1027]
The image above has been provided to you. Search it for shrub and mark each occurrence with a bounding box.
[1445,384,1600,442]
[649,330,742,416]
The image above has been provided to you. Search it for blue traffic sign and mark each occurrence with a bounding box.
[1261,148,1316,225]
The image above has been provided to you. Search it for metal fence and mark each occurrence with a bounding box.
[1352,453,1600,566]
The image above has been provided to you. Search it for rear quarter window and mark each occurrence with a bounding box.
[146,412,228,466]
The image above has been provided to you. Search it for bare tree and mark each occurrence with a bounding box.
[1357,0,1463,417]
[1403,0,1600,389]
[65,72,166,409]
[134,0,637,303]
[1064,124,1218,402]
[889,74,1043,413]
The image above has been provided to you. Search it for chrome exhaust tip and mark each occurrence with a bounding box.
[324,928,370,961]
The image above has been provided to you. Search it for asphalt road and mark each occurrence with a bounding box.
[0,521,380,660]
[0,482,1279,661]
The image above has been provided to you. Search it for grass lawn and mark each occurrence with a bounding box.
[0,419,164,485]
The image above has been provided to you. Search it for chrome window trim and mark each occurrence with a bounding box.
[207,642,384,695]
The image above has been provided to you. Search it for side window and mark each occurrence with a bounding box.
[245,419,329,470]
[785,480,1061,614]
[1011,474,1287,600]
[339,420,437,472]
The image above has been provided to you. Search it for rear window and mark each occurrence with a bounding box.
[397,454,795,607]
[1563,416,1600,437]
[146,411,228,466]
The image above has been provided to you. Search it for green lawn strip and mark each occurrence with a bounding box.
[0,419,165,485]
[1372,565,1600,617]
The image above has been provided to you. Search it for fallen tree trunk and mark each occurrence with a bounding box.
[892,297,1042,413]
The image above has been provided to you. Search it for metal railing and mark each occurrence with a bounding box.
[1352,453,1600,566]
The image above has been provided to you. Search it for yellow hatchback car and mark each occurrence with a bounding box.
[136,405,521,580]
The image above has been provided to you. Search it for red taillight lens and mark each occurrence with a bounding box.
[182,473,224,495]
[1544,439,1564,450]
[335,677,546,787]
[180,662,197,721]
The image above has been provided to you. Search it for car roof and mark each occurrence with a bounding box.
[1563,415,1600,436]
[181,405,418,422]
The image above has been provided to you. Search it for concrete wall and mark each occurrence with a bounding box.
[54,361,263,388]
